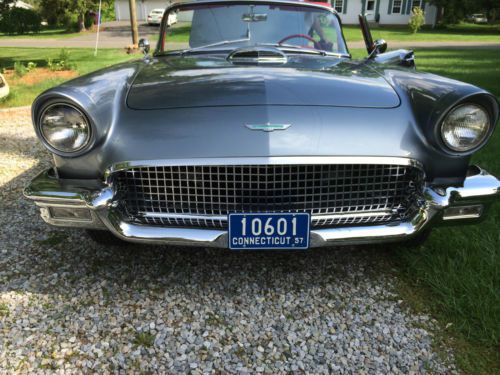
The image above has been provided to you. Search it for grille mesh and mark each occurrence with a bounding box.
[113,164,424,228]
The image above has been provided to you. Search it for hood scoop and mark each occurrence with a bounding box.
[228,47,287,65]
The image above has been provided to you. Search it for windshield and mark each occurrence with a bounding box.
[159,2,348,55]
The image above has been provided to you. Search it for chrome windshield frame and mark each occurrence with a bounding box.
[156,0,350,57]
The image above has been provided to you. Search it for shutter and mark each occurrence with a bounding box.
[388,0,393,14]
[406,0,413,14]
[401,0,407,15]
[361,0,366,14]
[343,0,348,14]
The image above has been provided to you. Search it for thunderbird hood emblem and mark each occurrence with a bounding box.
[245,123,291,132]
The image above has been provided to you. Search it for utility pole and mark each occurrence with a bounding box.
[128,0,139,47]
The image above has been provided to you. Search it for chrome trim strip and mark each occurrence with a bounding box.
[312,210,395,220]
[142,212,227,221]
[105,156,425,180]
[141,209,395,222]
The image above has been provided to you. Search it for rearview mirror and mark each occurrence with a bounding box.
[242,13,268,22]
[138,38,150,55]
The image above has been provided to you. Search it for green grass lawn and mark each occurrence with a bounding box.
[343,22,500,43]
[391,48,500,374]
[0,28,83,40]
[0,45,498,371]
[0,48,136,108]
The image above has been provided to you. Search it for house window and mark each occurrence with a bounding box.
[366,0,375,11]
[412,0,423,9]
[392,0,402,13]
[332,0,344,13]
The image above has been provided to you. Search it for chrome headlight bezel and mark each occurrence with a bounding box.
[438,102,494,155]
[37,102,94,157]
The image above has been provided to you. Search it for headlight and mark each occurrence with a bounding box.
[39,104,91,153]
[440,103,491,152]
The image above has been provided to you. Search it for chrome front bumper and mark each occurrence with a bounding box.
[24,166,500,247]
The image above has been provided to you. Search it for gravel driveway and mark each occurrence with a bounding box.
[0,108,457,374]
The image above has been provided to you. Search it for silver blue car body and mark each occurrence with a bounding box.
[25,0,500,248]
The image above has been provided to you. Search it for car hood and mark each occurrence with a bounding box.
[127,54,401,109]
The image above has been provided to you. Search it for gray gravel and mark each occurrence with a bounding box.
[0,108,457,374]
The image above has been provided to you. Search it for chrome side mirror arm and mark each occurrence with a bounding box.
[368,39,388,59]
[138,38,151,56]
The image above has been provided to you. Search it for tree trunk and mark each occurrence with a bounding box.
[433,5,443,28]
[128,0,139,47]
[77,13,86,32]
[489,8,497,23]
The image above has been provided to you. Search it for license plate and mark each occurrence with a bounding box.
[228,213,310,250]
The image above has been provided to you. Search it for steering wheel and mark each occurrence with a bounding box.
[278,34,316,46]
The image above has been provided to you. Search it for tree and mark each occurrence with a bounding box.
[39,0,72,27]
[429,0,499,24]
[0,0,15,17]
[39,0,112,31]
[72,0,94,32]
[409,7,425,33]
[476,0,500,22]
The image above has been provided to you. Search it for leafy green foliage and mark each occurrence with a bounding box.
[0,47,135,108]
[39,0,114,30]
[13,60,37,77]
[0,0,14,18]
[13,61,27,77]
[409,7,425,33]
[47,49,77,71]
[429,0,500,24]
[26,61,37,71]
[0,7,41,35]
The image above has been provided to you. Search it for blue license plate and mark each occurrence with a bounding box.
[228,213,310,250]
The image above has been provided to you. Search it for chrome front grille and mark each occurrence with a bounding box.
[113,163,424,229]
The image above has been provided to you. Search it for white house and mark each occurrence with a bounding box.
[331,0,438,25]
[115,0,438,25]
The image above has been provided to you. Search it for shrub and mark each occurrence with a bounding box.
[0,8,41,35]
[26,62,37,72]
[47,49,77,71]
[14,61,28,77]
[409,6,425,34]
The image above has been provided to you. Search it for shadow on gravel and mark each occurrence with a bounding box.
[5,225,397,295]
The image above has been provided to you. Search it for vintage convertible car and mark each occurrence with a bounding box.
[25,0,499,250]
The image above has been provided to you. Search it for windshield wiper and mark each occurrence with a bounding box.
[181,38,250,55]
[258,43,347,58]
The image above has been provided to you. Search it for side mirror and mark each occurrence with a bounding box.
[138,38,150,55]
[358,15,387,58]
[373,39,387,54]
